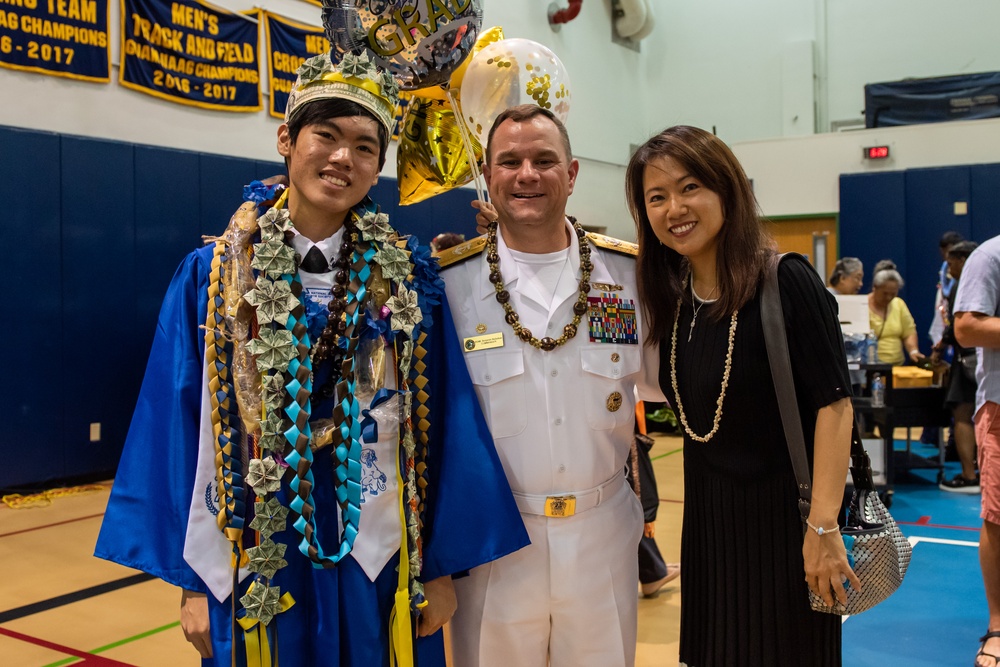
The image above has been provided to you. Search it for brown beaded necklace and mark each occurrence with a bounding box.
[308,217,357,399]
[486,216,592,352]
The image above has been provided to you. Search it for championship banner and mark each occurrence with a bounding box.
[0,0,111,82]
[263,12,327,119]
[119,0,261,112]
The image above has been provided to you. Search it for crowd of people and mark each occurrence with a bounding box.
[91,49,999,667]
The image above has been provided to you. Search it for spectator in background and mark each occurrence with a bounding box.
[869,261,925,366]
[828,257,864,295]
[934,241,981,493]
[953,236,1000,667]
[430,232,465,254]
[930,231,966,346]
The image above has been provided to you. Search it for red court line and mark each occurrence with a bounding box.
[897,519,981,532]
[0,627,135,665]
[0,513,105,539]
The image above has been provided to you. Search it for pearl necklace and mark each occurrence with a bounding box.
[669,280,738,443]
[486,218,592,351]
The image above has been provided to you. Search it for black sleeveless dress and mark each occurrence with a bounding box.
[664,256,851,667]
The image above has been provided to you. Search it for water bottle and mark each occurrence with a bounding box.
[866,330,878,364]
[871,373,885,408]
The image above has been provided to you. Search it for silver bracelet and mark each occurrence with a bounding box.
[806,520,840,536]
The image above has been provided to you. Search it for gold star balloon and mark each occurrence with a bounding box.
[397,96,481,206]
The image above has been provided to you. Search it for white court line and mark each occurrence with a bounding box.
[908,535,979,548]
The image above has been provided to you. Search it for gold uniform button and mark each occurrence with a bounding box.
[606,391,623,412]
[611,353,620,363]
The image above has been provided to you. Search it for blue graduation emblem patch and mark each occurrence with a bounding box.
[588,294,638,344]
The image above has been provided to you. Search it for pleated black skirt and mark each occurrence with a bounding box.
[677,468,841,667]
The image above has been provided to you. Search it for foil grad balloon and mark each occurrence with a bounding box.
[323,0,483,90]
[397,96,482,205]
[458,38,572,146]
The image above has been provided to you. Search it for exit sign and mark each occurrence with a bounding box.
[864,145,890,160]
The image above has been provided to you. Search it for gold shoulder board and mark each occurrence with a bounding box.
[586,232,638,257]
[435,236,487,268]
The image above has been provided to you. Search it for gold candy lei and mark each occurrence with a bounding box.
[486,218,592,351]
[669,280,739,444]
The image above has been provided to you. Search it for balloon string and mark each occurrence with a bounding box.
[448,89,488,203]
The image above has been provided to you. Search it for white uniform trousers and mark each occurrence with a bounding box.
[450,478,644,667]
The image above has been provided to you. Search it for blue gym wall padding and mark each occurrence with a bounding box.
[0,125,480,489]
[2,127,65,487]
[839,171,907,293]
[972,164,1000,241]
[60,135,137,482]
[840,163,1000,357]
[904,167,973,347]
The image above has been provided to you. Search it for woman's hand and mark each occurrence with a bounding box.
[417,575,458,637]
[802,528,861,608]
[180,588,213,658]
[471,199,498,236]
[644,522,656,538]
[908,348,926,363]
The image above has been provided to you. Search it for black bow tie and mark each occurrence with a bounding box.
[299,246,332,273]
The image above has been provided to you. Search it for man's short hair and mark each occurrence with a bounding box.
[948,241,979,259]
[285,98,389,170]
[485,105,572,164]
[940,230,965,249]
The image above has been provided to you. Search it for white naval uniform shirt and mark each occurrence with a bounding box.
[442,221,664,498]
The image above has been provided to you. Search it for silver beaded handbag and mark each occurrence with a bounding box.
[761,253,912,616]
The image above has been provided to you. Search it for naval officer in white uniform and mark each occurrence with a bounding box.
[438,105,664,667]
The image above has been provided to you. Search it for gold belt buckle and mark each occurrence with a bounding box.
[544,495,577,517]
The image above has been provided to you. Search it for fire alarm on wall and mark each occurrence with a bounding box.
[863,145,890,160]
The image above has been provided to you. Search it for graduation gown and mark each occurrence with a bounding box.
[95,242,528,667]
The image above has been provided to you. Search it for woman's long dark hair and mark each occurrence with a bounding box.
[625,125,773,344]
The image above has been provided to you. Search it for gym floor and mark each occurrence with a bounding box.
[0,433,984,666]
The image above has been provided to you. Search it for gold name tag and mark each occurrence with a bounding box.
[464,332,504,352]
[545,495,577,517]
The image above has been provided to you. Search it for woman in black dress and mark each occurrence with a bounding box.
[625,126,860,666]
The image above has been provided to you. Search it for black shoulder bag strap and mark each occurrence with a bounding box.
[760,253,875,524]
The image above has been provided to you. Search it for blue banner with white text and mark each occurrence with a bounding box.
[119,0,261,111]
[0,0,111,82]
[263,12,327,119]
[865,72,1000,128]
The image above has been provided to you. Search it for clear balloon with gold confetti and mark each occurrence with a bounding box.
[457,38,571,147]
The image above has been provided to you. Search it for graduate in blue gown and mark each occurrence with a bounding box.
[95,52,528,667]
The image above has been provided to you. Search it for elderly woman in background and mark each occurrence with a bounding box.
[829,257,864,295]
[869,261,925,365]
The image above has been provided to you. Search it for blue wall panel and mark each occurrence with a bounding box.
[904,167,972,350]
[135,147,202,361]
[0,126,488,489]
[60,136,136,480]
[839,171,907,294]
[199,155,257,237]
[971,164,1000,242]
[1,127,63,489]
[255,159,286,183]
